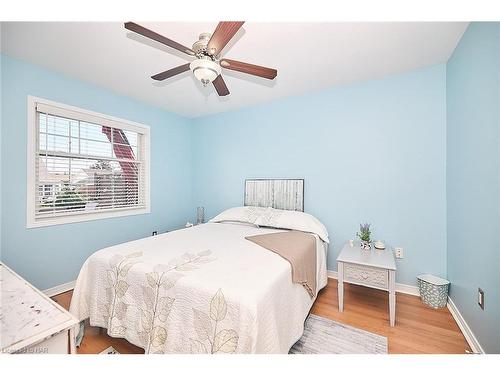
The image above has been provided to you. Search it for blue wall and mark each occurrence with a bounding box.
[191,64,448,286]
[446,23,500,353]
[0,55,193,290]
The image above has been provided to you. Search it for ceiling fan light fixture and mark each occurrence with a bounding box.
[190,58,221,86]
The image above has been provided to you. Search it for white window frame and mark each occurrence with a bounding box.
[26,96,151,228]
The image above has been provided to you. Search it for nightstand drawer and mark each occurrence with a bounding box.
[344,263,388,289]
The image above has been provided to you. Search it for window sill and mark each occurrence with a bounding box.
[26,206,151,229]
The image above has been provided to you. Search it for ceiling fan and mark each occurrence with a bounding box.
[124,21,277,96]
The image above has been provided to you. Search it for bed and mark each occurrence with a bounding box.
[69,179,329,354]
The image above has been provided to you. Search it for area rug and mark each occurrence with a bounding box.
[289,314,388,354]
[98,314,388,354]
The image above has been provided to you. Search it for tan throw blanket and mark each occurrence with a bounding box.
[246,231,317,298]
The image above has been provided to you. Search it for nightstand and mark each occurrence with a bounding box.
[337,242,397,326]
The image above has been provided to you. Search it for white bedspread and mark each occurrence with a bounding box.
[69,222,328,354]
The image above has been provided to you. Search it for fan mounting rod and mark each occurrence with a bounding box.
[192,32,214,57]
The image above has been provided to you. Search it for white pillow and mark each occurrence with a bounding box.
[254,207,330,243]
[209,206,267,225]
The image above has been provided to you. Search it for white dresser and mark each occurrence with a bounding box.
[0,262,79,354]
[337,242,397,326]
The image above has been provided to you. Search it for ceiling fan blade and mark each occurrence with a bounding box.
[151,63,191,81]
[207,22,245,56]
[124,22,195,56]
[220,59,277,80]
[213,75,230,96]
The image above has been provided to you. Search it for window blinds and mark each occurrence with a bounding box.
[33,102,149,221]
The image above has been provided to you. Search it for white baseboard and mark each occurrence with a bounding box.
[327,270,420,296]
[43,280,76,297]
[447,297,484,354]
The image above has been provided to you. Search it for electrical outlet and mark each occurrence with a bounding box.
[394,247,404,259]
[478,288,484,310]
[152,231,158,236]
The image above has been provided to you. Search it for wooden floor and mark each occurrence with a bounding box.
[52,278,470,354]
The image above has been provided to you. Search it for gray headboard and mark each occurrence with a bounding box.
[244,179,304,212]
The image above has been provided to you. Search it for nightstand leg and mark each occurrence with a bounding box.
[338,262,344,312]
[389,270,396,326]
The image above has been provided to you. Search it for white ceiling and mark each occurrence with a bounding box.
[1,22,467,118]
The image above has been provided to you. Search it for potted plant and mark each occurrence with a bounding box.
[357,223,372,250]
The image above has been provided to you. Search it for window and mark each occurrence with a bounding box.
[27,96,150,228]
